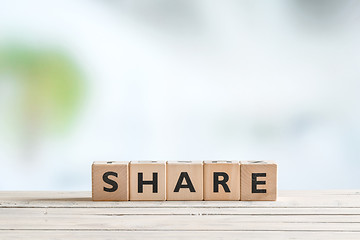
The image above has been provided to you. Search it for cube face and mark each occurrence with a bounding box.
[166,161,203,201]
[203,161,240,201]
[129,161,166,201]
[240,161,277,201]
[92,161,129,201]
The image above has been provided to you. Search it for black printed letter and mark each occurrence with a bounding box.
[103,171,118,192]
[252,173,266,193]
[213,172,230,192]
[138,172,158,193]
[174,172,196,192]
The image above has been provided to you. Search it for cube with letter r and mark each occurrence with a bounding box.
[203,160,240,201]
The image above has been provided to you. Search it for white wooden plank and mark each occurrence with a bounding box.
[0,191,360,208]
[1,207,360,215]
[0,214,360,231]
[0,230,359,240]
[1,211,360,223]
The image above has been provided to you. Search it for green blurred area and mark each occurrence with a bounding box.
[0,44,84,134]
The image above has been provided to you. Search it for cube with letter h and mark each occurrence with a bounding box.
[129,161,166,201]
[240,161,277,201]
[92,161,129,201]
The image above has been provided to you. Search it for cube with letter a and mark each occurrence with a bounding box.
[129,161,166,201]
[240,161,277,201]
[203,160,240,201]
[92,161,129,201]
[166,161,203,201]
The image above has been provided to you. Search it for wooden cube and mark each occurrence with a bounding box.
[166,161,203,201]
[129,161,166,201]
[203,161,240,201]
[240,161,277,201]
[92,161,129,201]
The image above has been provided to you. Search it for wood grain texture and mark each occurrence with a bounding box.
[92,161,129,201]
[0,191,359,239]
[166,161,203,200]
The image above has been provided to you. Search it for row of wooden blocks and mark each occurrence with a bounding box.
[92,160,277,201]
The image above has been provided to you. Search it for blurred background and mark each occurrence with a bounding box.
[0,0,359,191]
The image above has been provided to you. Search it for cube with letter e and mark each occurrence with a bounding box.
[240,161,277,201]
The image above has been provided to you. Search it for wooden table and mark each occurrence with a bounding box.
[0,190,359,239]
